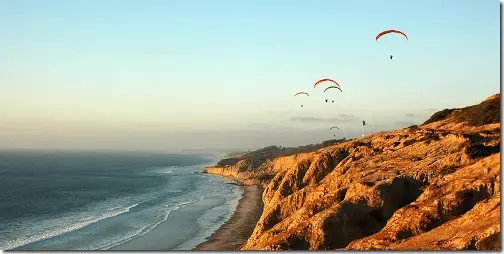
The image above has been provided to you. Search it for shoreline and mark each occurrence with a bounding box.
[193,174,264,251]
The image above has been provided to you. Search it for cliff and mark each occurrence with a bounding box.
[204,139,347,186]
[204,94,501,250]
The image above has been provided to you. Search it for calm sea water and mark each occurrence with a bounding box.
[0,150,241,250]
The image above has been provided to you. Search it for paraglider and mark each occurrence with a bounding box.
[376,29,408,60]
[330,126,339,137]
[323,86,342,103]
[295,92,309,107]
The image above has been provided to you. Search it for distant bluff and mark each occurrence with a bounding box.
[204,94,501,250]
[422,93,500,127]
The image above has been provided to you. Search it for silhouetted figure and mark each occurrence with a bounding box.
[390,55,393,59]
[332,100,334,103]
[301,105,303,107]
[325,99,328,103]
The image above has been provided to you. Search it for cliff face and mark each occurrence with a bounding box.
[205,153,315,185]
[205,94,501,250]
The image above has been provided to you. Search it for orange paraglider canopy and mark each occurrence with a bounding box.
[376,30,408,41]
[313,79,341,89]
[295,92,309,96]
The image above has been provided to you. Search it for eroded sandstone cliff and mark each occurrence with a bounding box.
[204,94,501,250]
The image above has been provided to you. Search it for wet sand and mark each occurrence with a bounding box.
[193,184,264,250]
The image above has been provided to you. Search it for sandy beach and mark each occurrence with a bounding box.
[193,184,264,250]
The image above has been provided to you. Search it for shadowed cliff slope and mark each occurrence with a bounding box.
[204,94,501,250]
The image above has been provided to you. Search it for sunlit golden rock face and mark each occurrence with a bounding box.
[206,94,501,250]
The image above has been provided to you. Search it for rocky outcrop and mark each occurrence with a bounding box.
[204,94,501,250]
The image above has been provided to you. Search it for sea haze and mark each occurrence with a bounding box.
[0,150,242,250]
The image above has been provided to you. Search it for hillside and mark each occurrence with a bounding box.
[422,94,500,127]
[203,94,501,250]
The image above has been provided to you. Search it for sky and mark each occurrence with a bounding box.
[0,0,501,151]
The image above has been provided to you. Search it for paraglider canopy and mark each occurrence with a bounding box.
[323,86,343,93]
[295,92,309,97]
[376,29,408,41]
[314,79,341,89]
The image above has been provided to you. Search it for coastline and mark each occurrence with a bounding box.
[193,177,264,250]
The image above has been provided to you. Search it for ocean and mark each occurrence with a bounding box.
[0,150,242,250]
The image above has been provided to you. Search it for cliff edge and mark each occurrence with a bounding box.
[205,94,501,250]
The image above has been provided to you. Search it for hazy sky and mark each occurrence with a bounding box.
[1,0,501,151]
